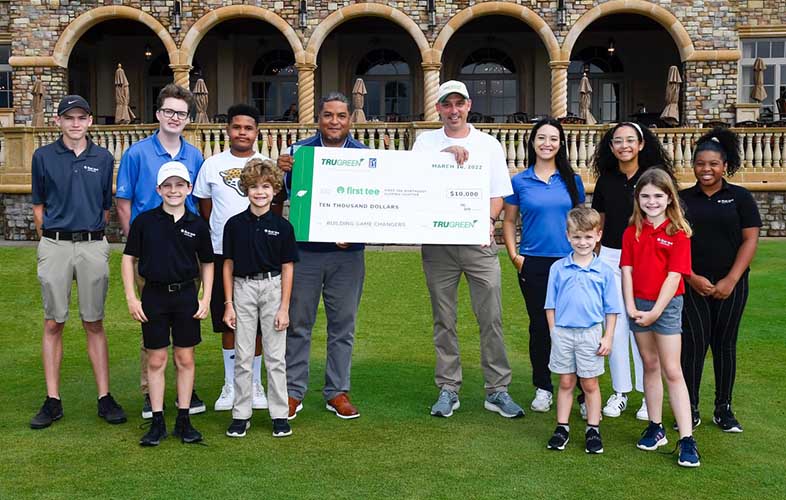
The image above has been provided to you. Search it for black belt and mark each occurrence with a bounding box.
[43,230,104,242]
[245,271,281,280]
[145,280,196,293]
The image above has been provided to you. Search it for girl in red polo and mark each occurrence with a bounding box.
[620,168,700,468]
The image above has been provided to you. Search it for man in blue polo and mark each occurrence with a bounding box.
[30,95,127,429]
[116,83,205,418]
[277,92,366,420]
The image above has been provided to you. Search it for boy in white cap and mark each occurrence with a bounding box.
[121,161,214,446]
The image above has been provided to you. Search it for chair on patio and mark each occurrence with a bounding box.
[508,112,529,124]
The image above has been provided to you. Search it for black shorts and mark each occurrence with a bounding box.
[141,283,202,349]
[210,253,262,336]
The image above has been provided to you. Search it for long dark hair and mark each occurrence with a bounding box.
[527,118,581,207]
[591,122,674,179]
[693,127,742,176]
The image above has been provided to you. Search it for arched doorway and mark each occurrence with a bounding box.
[459,48,517,123]
[354,49,412,121]
[250,50,298,121]
[568,47,624,122]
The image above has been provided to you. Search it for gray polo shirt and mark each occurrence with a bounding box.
[31,137,114,232]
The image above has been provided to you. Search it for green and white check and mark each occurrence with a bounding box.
[290,146,490,245]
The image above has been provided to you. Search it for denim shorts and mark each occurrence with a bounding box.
[629,296,683,335]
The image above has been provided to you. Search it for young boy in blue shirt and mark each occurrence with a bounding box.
[544,207,622,454]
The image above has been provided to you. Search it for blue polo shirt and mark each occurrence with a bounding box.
[116,131,203,221]
[31,137,114,231]
[504,168,585,257]
[545,253,622,329]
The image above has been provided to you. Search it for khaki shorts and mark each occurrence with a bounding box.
[37,236,110,323]
[548,324,605,378]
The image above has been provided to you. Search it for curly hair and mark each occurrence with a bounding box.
[239,158,283,195]
[527,118,581,207]
[591,122,674,179]
[693,127,742,176]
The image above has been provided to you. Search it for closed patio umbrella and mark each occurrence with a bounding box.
[579,75,597,125]
[351,78,367,123]
[31,79,45,127]
[193,78,210,123]
[751,57,767,102]
[660,65,682,125]
[114,64,135,124]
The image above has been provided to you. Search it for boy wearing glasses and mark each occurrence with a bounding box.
[117,84,206,419]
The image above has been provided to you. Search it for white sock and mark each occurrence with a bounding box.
[253,355,263,386]
[223,349,235,386]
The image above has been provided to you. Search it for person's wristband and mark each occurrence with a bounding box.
[224,300,233,305]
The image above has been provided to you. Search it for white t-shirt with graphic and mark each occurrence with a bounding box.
[412,124,513,198]
[193,150,269,254]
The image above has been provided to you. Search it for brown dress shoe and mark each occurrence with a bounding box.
[326,393,360,419]
[288,397,303,421]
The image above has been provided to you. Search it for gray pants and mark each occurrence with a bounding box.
[286,250,365,401]
[232,276,288,420]
[421,243,512,394]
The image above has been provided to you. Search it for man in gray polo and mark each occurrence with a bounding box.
[30,95,127,429]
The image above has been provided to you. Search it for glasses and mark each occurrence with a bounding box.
[159,108,189,120]
[612,137,639,147]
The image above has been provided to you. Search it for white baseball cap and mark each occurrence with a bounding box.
[437,80,470,102]
[157,161,191,186]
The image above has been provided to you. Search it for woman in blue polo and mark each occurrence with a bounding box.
[502,118,584,413]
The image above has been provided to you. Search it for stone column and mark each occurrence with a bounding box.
[549,60,570,119]
[296,62,317,124]
[422,62,442,122]
[169,64,193,90]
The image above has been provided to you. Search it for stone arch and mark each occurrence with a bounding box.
[432,2,561,63]
[562,0,695,61]
[181,5,306,67]
[52,6,178,68]
[305,4,435,65]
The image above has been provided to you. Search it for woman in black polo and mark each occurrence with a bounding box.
[679,128,761,433]
[589,122,675,421]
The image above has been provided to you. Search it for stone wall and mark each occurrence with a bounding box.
[683,61,739,125]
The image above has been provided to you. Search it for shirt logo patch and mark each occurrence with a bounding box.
[83,165,99,173]
[717,199,734,204]
[656,237,673,247]
[181,229,196,238]
[263,229,279,236]
[219,168,244,196]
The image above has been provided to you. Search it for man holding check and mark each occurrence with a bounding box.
[277,92,366,420]
[412,80,524,419]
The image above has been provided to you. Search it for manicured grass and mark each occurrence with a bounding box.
[1,242,785,499]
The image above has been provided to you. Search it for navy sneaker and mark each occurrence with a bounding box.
[585,427,604,454]
[677,436,701,467]
[547,426,569,451]
[713,404,743,433]
[226,418,250,438]
[637,422,668,451]
[272,418,292,438]
[30,397,63,429]
[430,389,460,418]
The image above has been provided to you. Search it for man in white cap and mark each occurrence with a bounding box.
[412,80,524,419]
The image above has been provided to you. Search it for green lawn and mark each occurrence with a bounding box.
[1,242,785,499]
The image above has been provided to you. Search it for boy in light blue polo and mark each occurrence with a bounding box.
[544,207,621,454]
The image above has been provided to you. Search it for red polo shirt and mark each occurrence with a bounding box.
[620,220,691,301]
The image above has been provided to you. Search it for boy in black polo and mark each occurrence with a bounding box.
[121,161,214,446]
[223,159,298,438]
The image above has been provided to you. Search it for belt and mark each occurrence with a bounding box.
[43,230,104,242]
[145,279,196,293]
[245,271,281,280]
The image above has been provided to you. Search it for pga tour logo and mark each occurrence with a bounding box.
[369,158,377,168]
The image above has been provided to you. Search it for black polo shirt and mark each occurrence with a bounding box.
[680,180,761,276]
[223,208,299,277]
[124,205,214,284]
[31,137,114,231]
[591,168,644,249]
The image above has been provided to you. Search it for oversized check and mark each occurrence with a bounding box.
[289,146,490,245]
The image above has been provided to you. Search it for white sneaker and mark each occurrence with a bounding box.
[530,388,553,412]
[214,384,234,411]
[252,382,269,410]
[603,392,629,418]
[636,398,649,421]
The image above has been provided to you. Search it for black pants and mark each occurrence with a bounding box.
[681,272,749,408]
[519,256,560,393]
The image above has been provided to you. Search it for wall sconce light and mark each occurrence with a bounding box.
[427,0,436,29]
[299,1,308,31]
[144,44,152,61]
[557,0,567,28]
[607,37,616,55]
[171,0,182,32]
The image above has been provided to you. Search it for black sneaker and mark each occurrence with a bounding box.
[30,397,63,429]
[585,427,604,454]
[98,393,127,424]
[226,418,250,438]
[142,394,153,420]
[713,404,743,433]
[175,391,207,415]
[139,417,167,446]
[173,415,203,444]
[272,418,292,438]
[547,425,569,451]
[673,408,701,431]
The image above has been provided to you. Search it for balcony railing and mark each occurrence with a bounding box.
[2,123,786,189]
